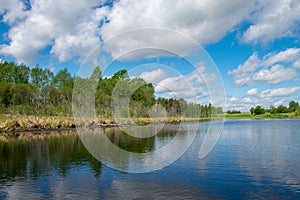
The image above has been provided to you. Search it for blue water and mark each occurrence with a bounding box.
[0,119,299,199]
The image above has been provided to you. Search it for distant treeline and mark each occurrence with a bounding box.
[250,101,300,116]
[0,61,222,117]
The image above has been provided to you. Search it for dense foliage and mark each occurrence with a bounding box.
[0,61,222,118]
[250,101,300,115]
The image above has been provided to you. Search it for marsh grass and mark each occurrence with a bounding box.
[0,112,297,133]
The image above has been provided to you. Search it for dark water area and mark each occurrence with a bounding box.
[0,119,299,199]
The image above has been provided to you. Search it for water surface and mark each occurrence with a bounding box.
[0,119,299,199]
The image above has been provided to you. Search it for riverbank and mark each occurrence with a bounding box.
[224,112,298,119]
[0,115,213,133]
[1,113,298,133]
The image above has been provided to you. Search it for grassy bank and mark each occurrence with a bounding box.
[224,112,298,119]
[0,115,218,133]
[1,112,299,133]
[0,115,75,132]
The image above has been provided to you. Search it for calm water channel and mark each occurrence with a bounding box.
[0,119,299,199]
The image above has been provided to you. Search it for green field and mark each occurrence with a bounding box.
[224,112,297,119]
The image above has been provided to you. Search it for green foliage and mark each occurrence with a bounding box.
[251,101,300,116]
[0,61,222,118]
[276,105,289,113]
[53,68,73,88]
[111,69,129,81]
[0,61,30,83]
[90,66,102,81]
[251,105,265,115]
[289,101,299,112]
[295,108,300,117]
[30,65,53,88]
[226,110,241,114]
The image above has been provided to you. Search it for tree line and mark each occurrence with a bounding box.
[0,61,73,115]
[0,61,222,118]
[250,101,300,116]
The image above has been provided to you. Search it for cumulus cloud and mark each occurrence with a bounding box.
[0,0,108,63]
[156,76,191,93]
[243,0,300,43]
[139,69,166,83]
[293,58,300,69]
[225,86,300,111]
[260,87,300,98]
[100,0,254,59]
[0,0,27,25]
[153,67,214,102]
[246,88,258,96]
[252,64,297,84]
[229,48,300,86]
[1,0,257,63]
[224,96,259,111]
[0,0,300,64]
[263,48,300,66]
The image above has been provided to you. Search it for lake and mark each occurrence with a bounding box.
[0,119,299,199]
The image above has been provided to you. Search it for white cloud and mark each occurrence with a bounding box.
[1,0,300,65]
[154,67,214,102]
[260,87,300,98]
[246,88,258,96]
[155,76,190,93]
[263,48,300,66]
[243,0,300,43]
[100,0,254,59]
[0,0,27,25]
[252,64,297,84]
[139,69,166,83]
[293,58,300,69]
[224,96,259,111]
[101,0,254,44]
[0,0,300,64]
[274,99,286,107]
[229,48,300,86]
[225,86,300,111]
[0,0,108,63]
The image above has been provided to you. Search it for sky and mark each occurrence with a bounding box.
[0,0,300,111]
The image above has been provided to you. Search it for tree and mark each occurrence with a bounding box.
[91,66,102,81]
[253,105,265,115]
[295,108,300,117]
[0,81,12,107]
[52,68,73,88]
[31,65,53,88]
[276,105,289,113]
[0,61,30,83]
[111,69,129,81]
[14,63,30,83]
[288,101,299,112]
[269,106,277,114]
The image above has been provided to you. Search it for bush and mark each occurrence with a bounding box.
[252,106,265,115]
[295,108,300,117]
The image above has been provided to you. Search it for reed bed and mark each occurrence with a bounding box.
[0,115,222,133]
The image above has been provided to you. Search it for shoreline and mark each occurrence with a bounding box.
[0,116,215,134]
[0,114,298,134]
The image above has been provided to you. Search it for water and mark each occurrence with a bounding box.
[0,119,299,199]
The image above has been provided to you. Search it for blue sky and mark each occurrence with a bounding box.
[0,0,300,111]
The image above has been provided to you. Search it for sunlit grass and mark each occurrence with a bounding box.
[224,112,297,119]
[0,112,298,133]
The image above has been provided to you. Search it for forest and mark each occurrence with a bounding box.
[0,61,222,118]
[250,101,300,116]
